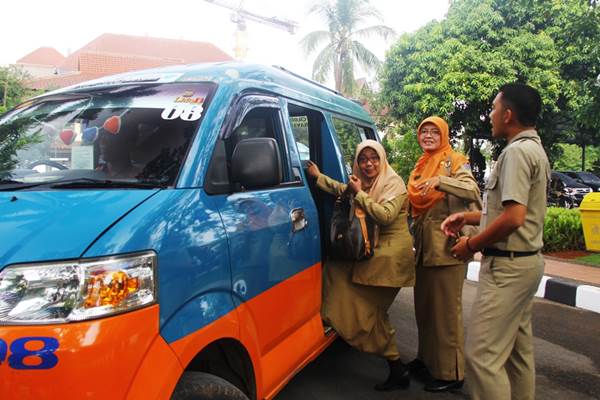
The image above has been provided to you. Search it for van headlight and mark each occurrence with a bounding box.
[0,252,156,324]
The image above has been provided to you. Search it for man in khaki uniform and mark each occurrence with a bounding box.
[442,83,550,400]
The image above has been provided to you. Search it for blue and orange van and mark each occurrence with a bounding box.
[0,63,379,399]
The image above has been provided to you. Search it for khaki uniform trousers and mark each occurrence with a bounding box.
[322,260,401,360]
[466,253,544,400]
[414,263,466,381]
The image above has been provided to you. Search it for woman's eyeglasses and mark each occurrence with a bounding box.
[358,155,380,165]
[420,129,441,137]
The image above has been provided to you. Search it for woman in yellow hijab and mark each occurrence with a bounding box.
[407,116,481,392]
[307,140,415,391]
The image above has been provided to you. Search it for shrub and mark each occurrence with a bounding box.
[543,207,585,253]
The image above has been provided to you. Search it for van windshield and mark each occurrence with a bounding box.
[0,83,213,189]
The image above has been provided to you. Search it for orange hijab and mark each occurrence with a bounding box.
[408,116,468,217]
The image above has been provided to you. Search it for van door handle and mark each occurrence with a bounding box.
[290,208,308,233]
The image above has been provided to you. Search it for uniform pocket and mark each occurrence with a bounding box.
[422,219,458,266]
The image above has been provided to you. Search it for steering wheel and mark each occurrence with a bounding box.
[28,160,69,170]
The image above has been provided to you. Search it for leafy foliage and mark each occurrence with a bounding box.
[301,0,395,96]
[552,144,600,172]
[543,207,585,252]
[377,0,600,176]
[0,66,32,111]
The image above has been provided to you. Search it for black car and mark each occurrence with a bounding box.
[548,171,592,207]
[562,171,600,192]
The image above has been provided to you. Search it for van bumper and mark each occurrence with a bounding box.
[0,305,182,400]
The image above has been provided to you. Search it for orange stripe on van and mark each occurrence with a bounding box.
[170,263,333,400]
[0,306,160,400]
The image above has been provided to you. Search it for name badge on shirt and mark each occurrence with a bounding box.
[482,191,488,215]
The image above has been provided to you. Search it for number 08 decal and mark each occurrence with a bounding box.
[0,337,59,370]
[161,104,204,121]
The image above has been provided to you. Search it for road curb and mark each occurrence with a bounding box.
[467,261,600,314]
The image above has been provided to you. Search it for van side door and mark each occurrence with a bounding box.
[205,94,323,391]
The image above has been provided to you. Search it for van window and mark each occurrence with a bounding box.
[332,117,368,174]
[289,116,310,161]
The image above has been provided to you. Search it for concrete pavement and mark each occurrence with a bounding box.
[276,283,600,400]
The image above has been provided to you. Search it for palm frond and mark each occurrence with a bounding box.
[354,25,396,41]
[350,40,381,72]
[299,30,332,55]
[312,43,337,83]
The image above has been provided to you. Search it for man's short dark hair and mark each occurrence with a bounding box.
[498,83,542,126]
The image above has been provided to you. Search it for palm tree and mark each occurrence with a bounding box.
[300,0,395,96]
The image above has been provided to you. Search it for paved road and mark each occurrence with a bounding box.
[276,282,600,400]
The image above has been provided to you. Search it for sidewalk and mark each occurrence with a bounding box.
[543,256,600,286]
[467,254,600,314]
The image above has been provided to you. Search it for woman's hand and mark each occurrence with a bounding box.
[441,212,466,238]
[415,176,440,197]
[305,160,320,179]
[348,175,362,194]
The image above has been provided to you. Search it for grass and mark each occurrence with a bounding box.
[575,253,600,266]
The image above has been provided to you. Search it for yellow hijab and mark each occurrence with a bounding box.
[408,116,468,217]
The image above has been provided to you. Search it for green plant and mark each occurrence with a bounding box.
[543,207,585,253]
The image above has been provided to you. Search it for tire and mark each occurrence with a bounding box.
[171,372,250,400]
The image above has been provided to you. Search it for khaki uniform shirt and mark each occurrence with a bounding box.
[481,129,550,251]
[413,164,481,267]
[317,173,415,287]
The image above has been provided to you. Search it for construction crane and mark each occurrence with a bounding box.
[204,0,299,60]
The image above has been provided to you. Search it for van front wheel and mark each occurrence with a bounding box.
[171,372,250,400]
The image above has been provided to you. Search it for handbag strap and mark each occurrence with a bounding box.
[354,206,373,256]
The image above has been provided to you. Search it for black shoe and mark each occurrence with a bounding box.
[406,358,426,373]
[424,379,464,392]
[406,358,431,382]
[374,359,410,391]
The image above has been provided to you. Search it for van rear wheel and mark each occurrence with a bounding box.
[171,372,250,400]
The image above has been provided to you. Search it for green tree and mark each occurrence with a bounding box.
[0,66,32,114]
[377,0,600,176]
[300,0,395,96]
[552,144,600,171]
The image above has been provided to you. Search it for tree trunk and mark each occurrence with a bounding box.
[582,142,586,171]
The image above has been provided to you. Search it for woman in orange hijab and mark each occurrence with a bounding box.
[407,116,481,392]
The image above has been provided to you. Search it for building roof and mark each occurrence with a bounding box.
[16,47,66,67]
[61,33,232,72]
[24,33,233,90]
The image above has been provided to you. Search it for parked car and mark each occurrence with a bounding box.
[548,171,593,207]
[561,170,600,192]
[0,63,377,400]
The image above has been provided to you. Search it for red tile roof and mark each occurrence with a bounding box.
[25,33,233,90]
[17,47,66,67]
[61,33,232,72]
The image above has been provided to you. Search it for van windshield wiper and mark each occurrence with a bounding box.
[50,178,167,189]
[0,180,47,191]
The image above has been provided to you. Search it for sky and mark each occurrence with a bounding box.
[1,0,449,85]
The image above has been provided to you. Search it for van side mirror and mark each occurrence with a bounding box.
[231,138,282,190]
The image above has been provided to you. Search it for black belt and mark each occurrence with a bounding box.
[482,248,539,258]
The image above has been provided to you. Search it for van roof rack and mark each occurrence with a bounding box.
[272,65,342,96]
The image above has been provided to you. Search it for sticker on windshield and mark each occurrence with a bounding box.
[161,103,203,121]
